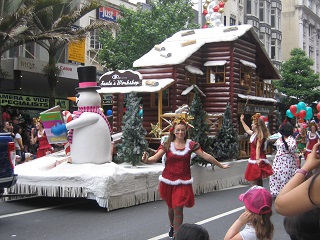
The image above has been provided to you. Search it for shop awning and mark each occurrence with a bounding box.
[204,60,227,66]
[97,78,174,94]
[185,65,203,75]
[240,60,256,68]
[238,94,277,103]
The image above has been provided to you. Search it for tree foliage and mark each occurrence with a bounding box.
[274,48,320,107]
[116,92,148,166]
[211,103,239,161]
[189,90,214,166]
[98,0,199,70]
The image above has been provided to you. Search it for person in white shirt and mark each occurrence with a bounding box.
[224,186,274,240]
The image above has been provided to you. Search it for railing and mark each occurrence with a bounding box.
[256,82,274,98]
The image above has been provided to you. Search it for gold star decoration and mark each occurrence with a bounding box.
[150,122,162,138]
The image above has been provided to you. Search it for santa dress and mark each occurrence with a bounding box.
[158,139,201,209]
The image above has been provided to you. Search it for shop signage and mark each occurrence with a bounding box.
[102,94,112,105]
[98,7,121,22]
[68,39,85,64]
[238,103,273,114]
[57,63,78,79]
[99,70,142,87]
[0,93,69,110]
[14,57,47,73]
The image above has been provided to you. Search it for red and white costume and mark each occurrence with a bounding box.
[36,130,53,158]
[158,139,200,209]
[305,131,320,159]
[244,133,273,181]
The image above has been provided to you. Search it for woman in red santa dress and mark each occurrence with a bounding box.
[142,116,230,238]
[30,117,54,158]
[240,113,273,187]
[304,121,320,160]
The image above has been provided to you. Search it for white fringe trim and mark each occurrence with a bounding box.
[247,159,270,164]
[170,139,191,155]
[159,175,193,185]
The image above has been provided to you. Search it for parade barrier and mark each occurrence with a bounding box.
[8,151,251,211]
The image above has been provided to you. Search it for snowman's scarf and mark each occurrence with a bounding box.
[68,106,112,144]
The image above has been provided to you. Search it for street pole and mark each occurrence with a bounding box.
[198,0,202,27]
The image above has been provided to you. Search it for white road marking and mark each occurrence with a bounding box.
[148,206,245,240]
[0,202,78,219]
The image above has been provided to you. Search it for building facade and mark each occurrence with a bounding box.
[282,0,320,73]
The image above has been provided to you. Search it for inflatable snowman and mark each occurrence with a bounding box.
[52,66,112,164]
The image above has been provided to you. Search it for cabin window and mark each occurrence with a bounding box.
[240,60,256,90]
[151,89,170,108]
[204,60,227,84]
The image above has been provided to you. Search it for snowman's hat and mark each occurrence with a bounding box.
[76,66,100,91]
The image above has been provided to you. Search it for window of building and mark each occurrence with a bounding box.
[204,61,227,84]
[271,39,276,59]
[277,9,281,30]
[240,60,255,90]
[259,2,264,22]
[25,42,35,59]
[255,0,258,15]
[89,19,102,49]
[151,89,170,108]
[56,47,67,64]
[309,46,313,58]
[9,47,19,58]
[230,17,236,26]
[308,0,313,10]
[247,0,251,14]
[271,9,275,28]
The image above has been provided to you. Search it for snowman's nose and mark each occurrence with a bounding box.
[67,97,77,102]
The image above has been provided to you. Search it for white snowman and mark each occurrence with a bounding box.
[52,66,112,164]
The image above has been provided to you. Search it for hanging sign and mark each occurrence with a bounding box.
[99,70,142,87]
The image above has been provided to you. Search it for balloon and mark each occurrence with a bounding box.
[317,112,320,120]
[297,102,306,111]
[259,116,267,122]
[317,103,320,112]
[289,105,297,115]
[286,109,294,118]
[106,110,112,116]
[298,110,306,119]
[306,112,313,120]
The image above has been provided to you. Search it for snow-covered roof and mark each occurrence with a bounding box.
[97,78,174,94]
[185,65,203,75]
[204,60,227,66]
[238,94,277,103]
[240,60,256,68]
[133,25,254,68]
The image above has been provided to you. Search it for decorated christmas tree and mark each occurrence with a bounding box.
[189,90,214,166]
[116,92,148,166]
[211,103,239,161]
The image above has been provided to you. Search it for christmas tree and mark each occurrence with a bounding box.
[116,92,148,166]
[211,103,239,161]
[189,90,214,166]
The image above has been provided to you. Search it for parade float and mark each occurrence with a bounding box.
[7,0,280,210]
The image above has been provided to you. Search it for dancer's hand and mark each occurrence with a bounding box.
[141,152,149,163]
[221,164,230,169]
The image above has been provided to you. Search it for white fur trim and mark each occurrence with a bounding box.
[248,159,269,164]
[159,175,193,185]
[170,139,191,155]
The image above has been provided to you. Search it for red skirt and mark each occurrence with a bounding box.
[244,161,273,181]
[36,148,53,158]
[158,181,195,209]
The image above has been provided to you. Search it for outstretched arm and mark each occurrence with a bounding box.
[194,149,230,169]
[224,211,253,240]
[240,114,253,135]
[142,149,165,164]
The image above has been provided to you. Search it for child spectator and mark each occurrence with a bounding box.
[176,223,210,240]
[224,186,274,240]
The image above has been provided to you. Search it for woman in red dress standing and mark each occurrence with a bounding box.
[30,117,53,158]
[304,121,320,160]
[142,116,230,238]
[240,113,273,187]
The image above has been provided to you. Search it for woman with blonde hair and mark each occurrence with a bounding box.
[304,121,320,159]
[240,113,273,187]
[142,116,230,238]
[30,117,53,158]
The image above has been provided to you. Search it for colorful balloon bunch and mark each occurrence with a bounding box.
[202,0,228,28]
[286,101,313,121]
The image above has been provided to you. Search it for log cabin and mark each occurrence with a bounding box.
[98,24,281,157]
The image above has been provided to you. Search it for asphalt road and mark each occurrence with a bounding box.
[0,181,290,240]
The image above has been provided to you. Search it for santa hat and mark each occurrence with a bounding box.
[76,66,100,91]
